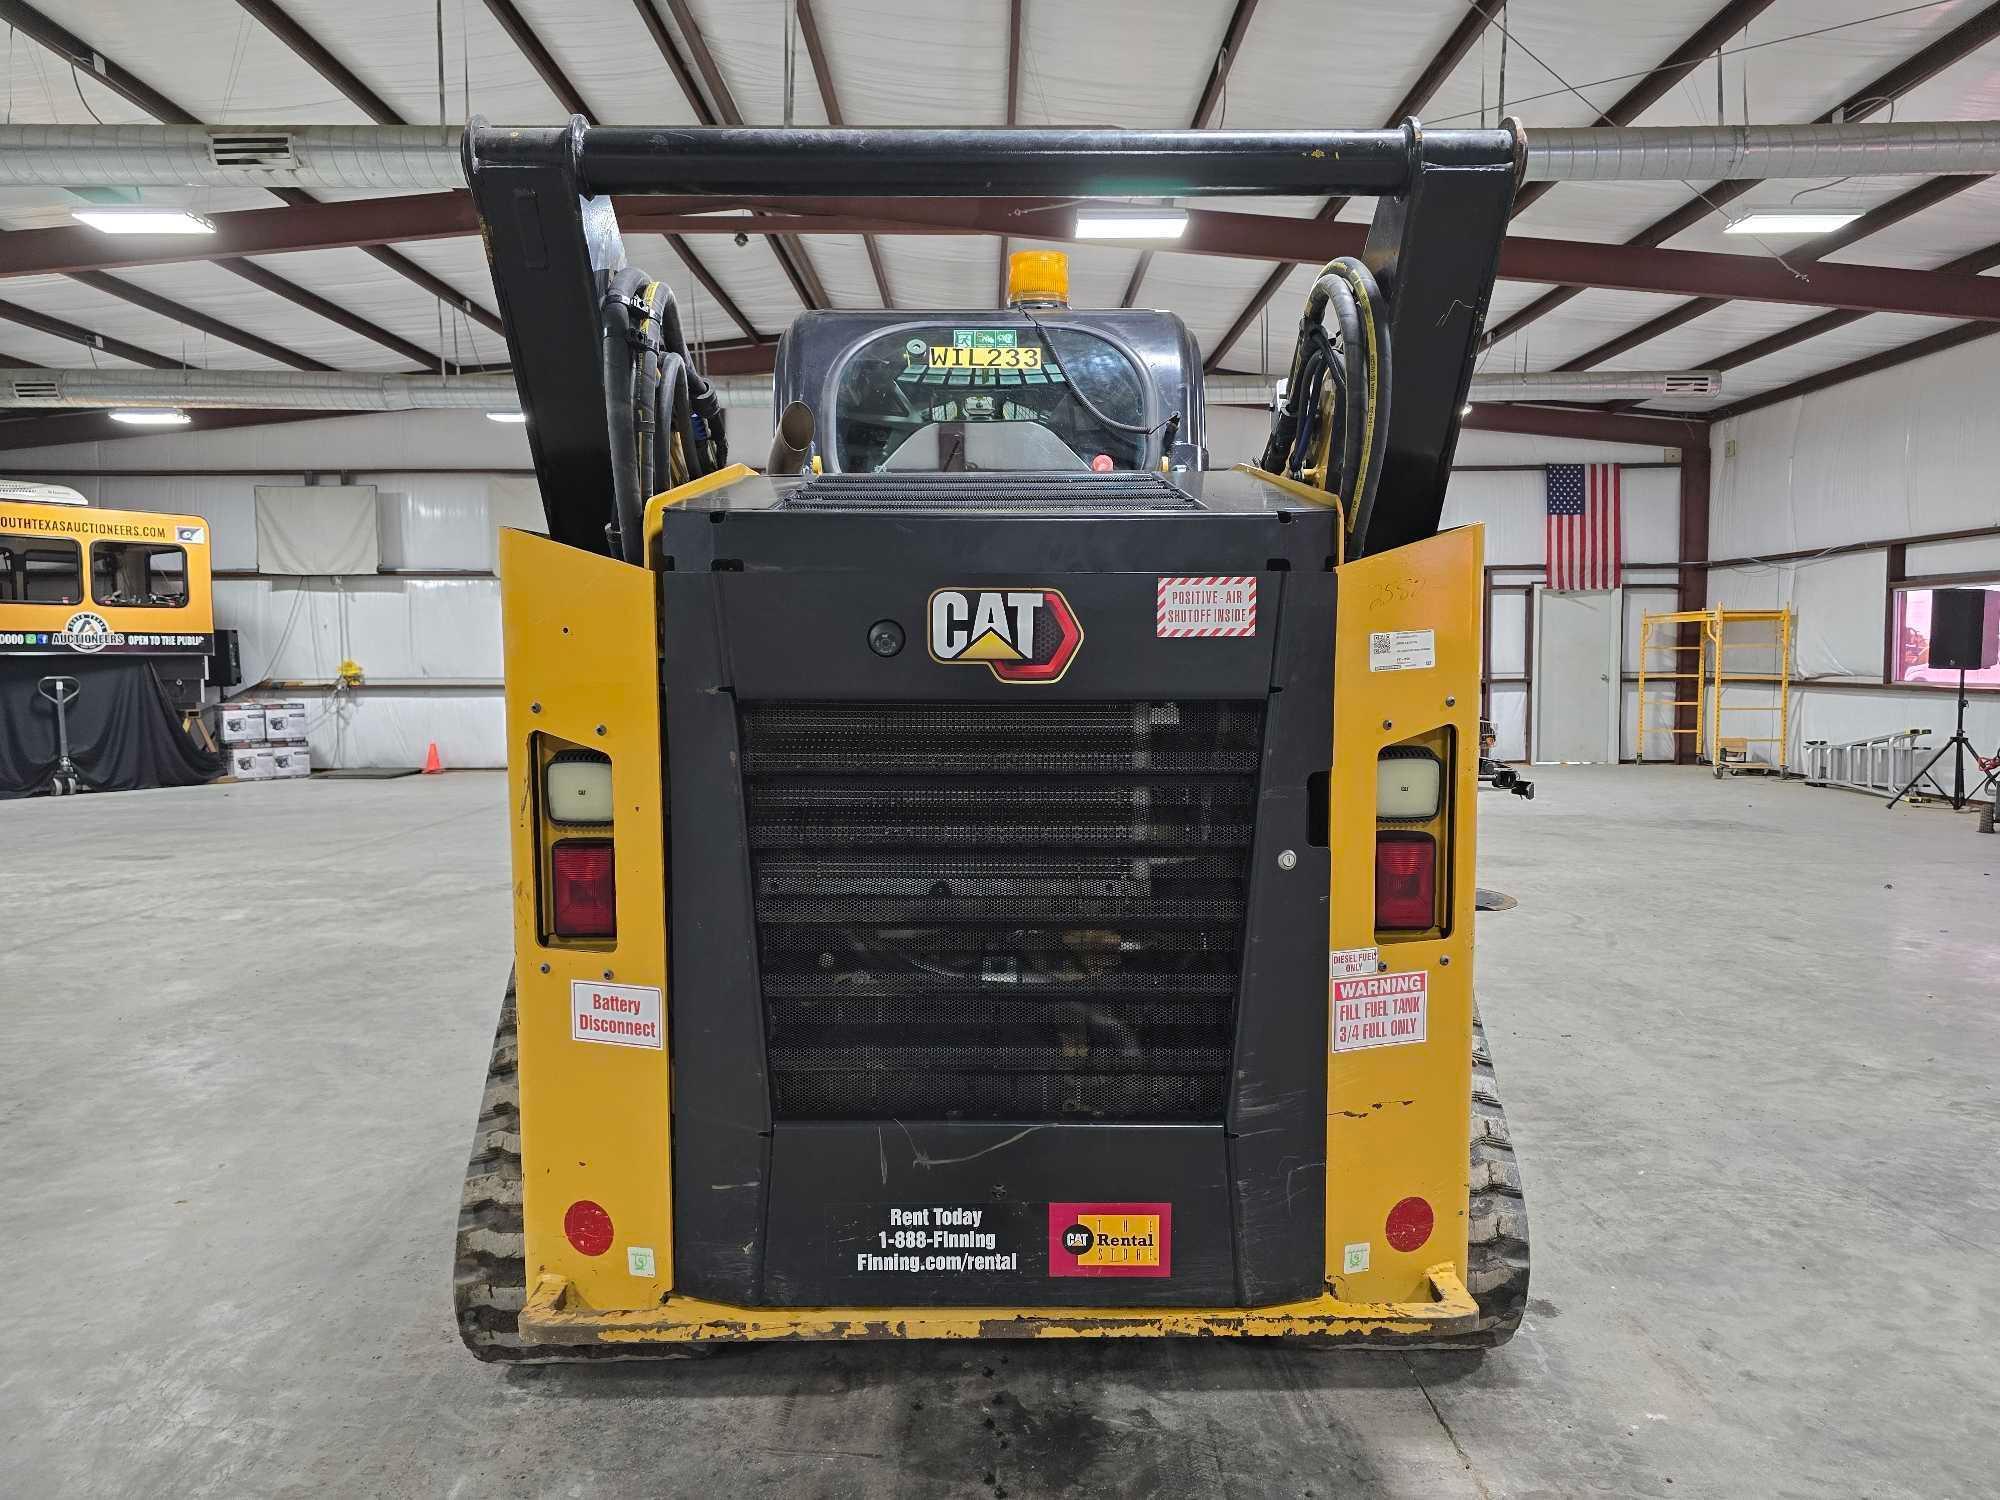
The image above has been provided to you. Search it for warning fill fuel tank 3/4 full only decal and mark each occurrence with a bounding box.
[927,587,1082,683]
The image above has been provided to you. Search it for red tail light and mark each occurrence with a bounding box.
[551,839,616,938]
[1375,833,1436,930]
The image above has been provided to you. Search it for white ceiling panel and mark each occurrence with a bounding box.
[1016,1,1226,128]
[0,271,293,370]
[0,0,1996,442]
[681,0,832,128]
[1695,310,1968,401]
[48,0,366,121]
[1487,287,1699,370]
[277,0,565,126]
[222,248,467,369]
[0,322,150,371]
[1420,1,1721,133]
[1221,2,1470,131]
[509,0,706,126]
[104,260,445,371]
[795,235,884,311]
[811,1,1011,126]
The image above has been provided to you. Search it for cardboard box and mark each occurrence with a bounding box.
[270,743,311,779]
[220,704,267,744]
[228,746,277,781]
[262,700,308,739]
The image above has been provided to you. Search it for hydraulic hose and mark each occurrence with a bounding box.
[1259,256,1391,545]
[600,267,650,561]
[601,271,725,561]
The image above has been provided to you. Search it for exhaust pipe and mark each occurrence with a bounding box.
[766,400,814,475]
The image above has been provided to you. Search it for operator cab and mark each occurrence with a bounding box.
[771,251,1207,474]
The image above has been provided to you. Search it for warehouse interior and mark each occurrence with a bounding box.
[3,2,1998,1497]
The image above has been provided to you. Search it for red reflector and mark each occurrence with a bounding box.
[564,1199,614,1257]
[551,839,616,938]
[1090,453,1114,472]
[1375,833,1436,930]
[1385,1195,1434,1252]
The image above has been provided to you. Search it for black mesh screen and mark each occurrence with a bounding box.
[778,471,1199,513]
[739,700,1262,1122]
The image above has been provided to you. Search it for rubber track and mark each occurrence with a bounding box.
[452,974,700,1362]
[452,979,1528,1357]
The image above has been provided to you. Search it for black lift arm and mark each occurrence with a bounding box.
[463,121,1519,558]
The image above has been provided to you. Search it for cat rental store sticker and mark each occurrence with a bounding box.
[1048,1202,1172,1277]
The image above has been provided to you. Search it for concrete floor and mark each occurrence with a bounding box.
[2,766,1995,1498]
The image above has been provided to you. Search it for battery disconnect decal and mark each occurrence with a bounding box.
[1047,1202,1172,1277]
[1156,576,1257,638]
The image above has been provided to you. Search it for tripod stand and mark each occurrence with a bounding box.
[1888,668,1983,810]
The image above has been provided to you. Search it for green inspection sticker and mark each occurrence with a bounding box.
[952,328,1019,349]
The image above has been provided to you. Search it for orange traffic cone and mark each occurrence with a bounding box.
[422,741,443,774]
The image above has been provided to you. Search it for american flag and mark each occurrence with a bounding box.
[1545,463,1622,591]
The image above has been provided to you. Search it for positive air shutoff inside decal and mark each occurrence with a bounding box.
[928,588,1082,683]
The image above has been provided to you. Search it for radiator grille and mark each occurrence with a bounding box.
[739,700,1262,1122]
[778,471,1199,512]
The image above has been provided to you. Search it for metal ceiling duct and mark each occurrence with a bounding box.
[0,368,1717,413]
[1206,371,1722,405]
[0,122,1996,191]
[0,124,465,192]
[0,368,786,412]
[0,368,519,411]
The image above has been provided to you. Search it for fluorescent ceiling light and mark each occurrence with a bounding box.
[1723,211,1859,236]
[485,411,527,424]
[107,409,191,426]
[1074,207,1188,240]
[71,208,216,236]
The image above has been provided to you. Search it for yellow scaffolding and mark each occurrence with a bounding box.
[1708,607,1794,777]
[1636,609,1714,764]
[1637,606,1795,774]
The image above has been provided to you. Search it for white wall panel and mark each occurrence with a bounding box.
[1489,591,1528,677]
[302,690,506,771]
[1442,465,1679,569]
[1487,684,1527,764]
[376,479,500,572]
[1907,536,2000,577]
[1712,335,2000,559]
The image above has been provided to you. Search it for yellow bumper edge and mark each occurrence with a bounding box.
[518,1265,1480,1344]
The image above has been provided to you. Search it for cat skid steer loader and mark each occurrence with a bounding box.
[453,120,1529,1358]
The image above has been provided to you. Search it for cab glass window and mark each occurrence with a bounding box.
[91,541,187,608]
[832,322,1149,473]
[0,533,82,603]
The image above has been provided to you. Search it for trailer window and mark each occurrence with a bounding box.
[0,533,83,603]
[1892,581,2000,687]
[833,323,1150,473]
[90,540,188,608]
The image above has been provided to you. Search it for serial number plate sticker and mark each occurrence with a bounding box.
[1332,971,1428,1052]
[1156,576,1257,638]
[1329,946,1380,981]
[1369,628,1435,672]
[570,980,663,1049]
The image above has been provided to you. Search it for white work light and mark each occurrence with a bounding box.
[1074,207,1189,240]
[72,209,216,235]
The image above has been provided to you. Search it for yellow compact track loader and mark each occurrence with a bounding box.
[453,119,1529,1358]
